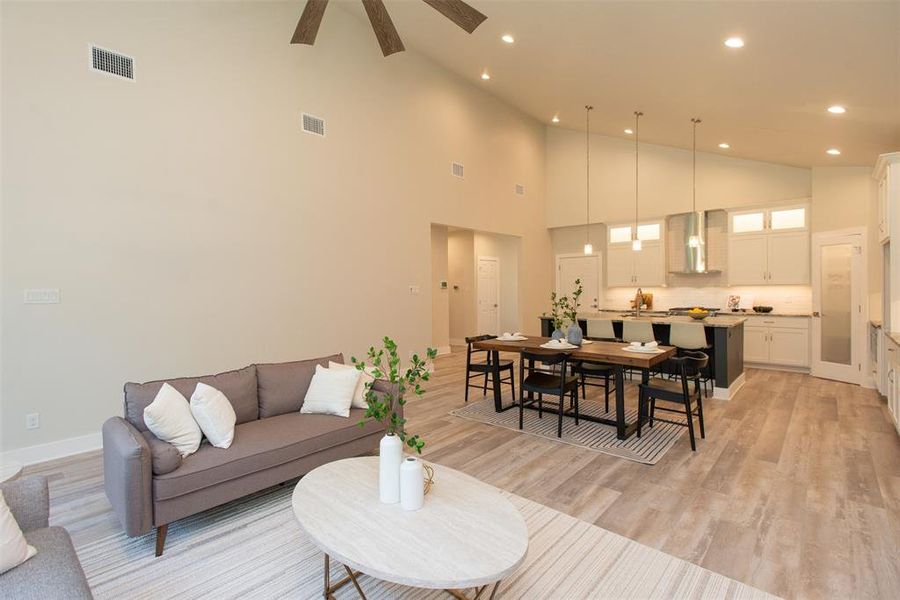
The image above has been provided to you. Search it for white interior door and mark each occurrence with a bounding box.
[811,230,865,383]
[557,254,602,311]
[476,256,500,335]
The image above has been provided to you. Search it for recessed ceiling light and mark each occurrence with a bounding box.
[552,115,560,123]
[718,142,730,149]
[826,148,841,156]
[480,71,490,80]
[624,128,634,134]
[501,34,514,44]
[827,105,846,114]
[724,37,745,48]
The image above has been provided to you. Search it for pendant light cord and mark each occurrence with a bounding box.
[633,111,643,233]
[585,105,593,247]
[691,117,701,212]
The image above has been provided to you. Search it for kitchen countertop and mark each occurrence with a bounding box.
[575,312,747,328]
[887,331,900,347]
[870,319,883,328]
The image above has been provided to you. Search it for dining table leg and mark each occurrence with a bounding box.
[614,365,626,439]
[490,350,504,412]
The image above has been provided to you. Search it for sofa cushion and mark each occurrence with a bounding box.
[152,409,382,501]
[124,365,258,431]
[256,355,343,418]
[141,431,183,475]
[2,527,93,600]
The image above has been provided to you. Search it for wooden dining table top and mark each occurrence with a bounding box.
[472,336,676,369]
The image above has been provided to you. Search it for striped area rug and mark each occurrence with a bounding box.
[450,397,687,464]
[77,482,778,600]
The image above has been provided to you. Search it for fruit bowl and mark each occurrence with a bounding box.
[753,306,774,313]
[687,308,709,320]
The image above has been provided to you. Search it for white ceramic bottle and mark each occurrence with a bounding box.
[400,456,425,511]
[379,434,402,504]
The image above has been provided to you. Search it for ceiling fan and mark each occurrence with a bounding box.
[291,0,487,57]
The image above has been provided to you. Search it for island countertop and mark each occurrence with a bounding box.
[547,312,748,329]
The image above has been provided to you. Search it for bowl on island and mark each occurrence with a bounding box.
[753,306,774,313]
[687,308,709,320]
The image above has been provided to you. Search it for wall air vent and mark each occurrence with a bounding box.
[515,184,525,196]
[451,162,464,179]
[302,113,326,137]
[90,45,134,80]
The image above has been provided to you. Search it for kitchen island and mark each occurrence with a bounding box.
[539,312,746,400]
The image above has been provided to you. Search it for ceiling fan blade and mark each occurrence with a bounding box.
[421,0,487,34]
[291,0,329,45]
[361,0,405,56]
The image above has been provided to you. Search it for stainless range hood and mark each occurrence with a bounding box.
[669,211,721,275]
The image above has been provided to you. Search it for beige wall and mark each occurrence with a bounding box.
[0,2,552,454]
[447,229,475,344]
[473,231,521,334]
[430,225,449,352]
[546,127,811,228]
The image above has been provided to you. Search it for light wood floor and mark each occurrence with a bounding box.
[24,348,900,599]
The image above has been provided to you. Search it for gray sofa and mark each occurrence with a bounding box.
[0,476,93,600]
[102,353,390,556]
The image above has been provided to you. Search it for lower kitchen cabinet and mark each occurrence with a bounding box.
[744,317,810,368]
[888,337,900,433]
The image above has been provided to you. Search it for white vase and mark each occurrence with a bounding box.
[400,456,425,511]
[379,434,402,504]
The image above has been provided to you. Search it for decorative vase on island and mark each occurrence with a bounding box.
[566,323,583,345]
[551,328,565,340]
[379,433,402,503]
[400,456,425,511]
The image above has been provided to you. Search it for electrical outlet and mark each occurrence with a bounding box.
[26,413,40,430]
[24,289,60,304]
[409,285,420,295]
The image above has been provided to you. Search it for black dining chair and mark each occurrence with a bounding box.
[464,335,515,403]
[518,350,580,438]
[636,350,708,451]
[570,361,615,413]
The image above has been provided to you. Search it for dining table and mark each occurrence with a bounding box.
[472,336,676,440]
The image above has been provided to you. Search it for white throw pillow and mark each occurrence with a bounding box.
[190,382,237,449]
[0,490,37,575]
[144,383,202,457]
[300,365,360,417]
[328,361,377,409]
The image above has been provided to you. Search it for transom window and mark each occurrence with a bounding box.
[732,211,765,233]
[770,207,806,230]
[608,222,661,244]
[609,226,632,244]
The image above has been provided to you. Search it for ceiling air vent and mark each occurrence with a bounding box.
[90,45,134,80]
[515,184,525,196]
[302,113,325,137]
[451,162,464,179]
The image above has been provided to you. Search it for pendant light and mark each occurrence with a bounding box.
[632,111,643,251]
[688,117,702,248]
[583,105,594,255]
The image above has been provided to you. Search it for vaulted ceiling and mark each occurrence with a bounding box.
[335,0,900,168]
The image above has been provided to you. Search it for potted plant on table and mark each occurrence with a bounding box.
[544,292,567,339]
[352,337,437,505]
[564,279,584,345]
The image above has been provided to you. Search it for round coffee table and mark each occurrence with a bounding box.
[292,456,528,599]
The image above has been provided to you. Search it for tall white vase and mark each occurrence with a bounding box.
[379,434,402,504]
[400,456,425,511]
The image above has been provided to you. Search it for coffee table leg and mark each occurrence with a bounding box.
[323,553,367,599]
[446,581,501,599]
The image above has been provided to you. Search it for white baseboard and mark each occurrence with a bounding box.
[712,372,746,401]
[449,338,467,347]
[435,345,452,356]
[744,362,810,374]
[0,432,102,467]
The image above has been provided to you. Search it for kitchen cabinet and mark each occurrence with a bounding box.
[606,240,665,287]
[744,316,810,368]
[887,337,900,433]
[728,231,809,285]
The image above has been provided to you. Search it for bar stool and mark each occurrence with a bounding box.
[573,319,617,412]
[464,335,515,403]
[669,322,714,397]
[519,350,580,438]
[622,320,656,379]
[636,350,708,451]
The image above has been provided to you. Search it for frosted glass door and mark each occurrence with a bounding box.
[820,244,852,365]
[811,232,863,383]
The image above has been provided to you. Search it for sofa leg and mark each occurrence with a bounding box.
[155,524,168,557]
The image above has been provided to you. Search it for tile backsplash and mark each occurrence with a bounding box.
[603,285,812,314]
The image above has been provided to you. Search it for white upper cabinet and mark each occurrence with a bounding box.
[606,220,665,287]
[727,204,809,285]
[874,153,898,244]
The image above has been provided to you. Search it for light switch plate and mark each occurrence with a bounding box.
[26,413,40,429]
[24,289,61,304]
[409,285,420,295]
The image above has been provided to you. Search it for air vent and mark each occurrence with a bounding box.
[90,45,134,80]
[451,162,464,179]
[515,184,525,196]
[302,113,326,137]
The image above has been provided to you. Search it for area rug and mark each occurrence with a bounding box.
[450,396,687,465]
[76,482,776,600]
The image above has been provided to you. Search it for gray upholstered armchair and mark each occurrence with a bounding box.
[0,476,93,599]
